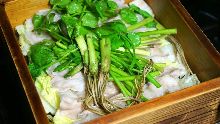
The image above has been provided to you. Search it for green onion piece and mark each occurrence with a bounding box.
[127,17,154,31]
[137,29,177,37]
[146,73,161,88]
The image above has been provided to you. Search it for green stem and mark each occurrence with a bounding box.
[111,54,130,69]
[149,71,161,77]
[75,35,88,66]
[56,42,67,49]
[110,72,132,97]
[100,38,111,73]
[140,35,166,44]
[110,65,129,76]
[137,29,177,37]
[44,28,71,43]
[109,76,136,81]
[40,48,78,70]
[146,73,161,88]
[87,33,98,75]
[64,63,83,78]
[127,17,154,31]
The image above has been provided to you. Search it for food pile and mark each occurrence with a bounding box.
[16,0,199,123]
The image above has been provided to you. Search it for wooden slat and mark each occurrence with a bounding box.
[5,0,49,28]
[147,0,220,81]
[0,5,49,124]
[0,0,15,4]
[87,78,220,124]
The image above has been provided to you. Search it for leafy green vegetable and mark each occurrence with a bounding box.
[109,34,124,50]
[54,60,75,72]
[127,33,141,47]
[28,63,42,79]
[66,1,83,15]
[120,8,138,24]
[129,4,151,18]
[108,20,127,33]
[32,14,44,30]
[107,0,118,10]
[35,73,60,110]
[81,12,98,28]
[61,14,78,37]
[74,24,90,36]
[46,13,56,25]
[30,41,56,67]
[47,23,61,34]
[95,26,114,38]
[95,0,118,19]
[95,20,126,38]
[50,0,71,8]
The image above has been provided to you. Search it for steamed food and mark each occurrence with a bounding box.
[16,0,200,123]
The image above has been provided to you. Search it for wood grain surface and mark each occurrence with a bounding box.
[87,78,220,124]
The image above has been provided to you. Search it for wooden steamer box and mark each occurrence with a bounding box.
[0,0,220,123]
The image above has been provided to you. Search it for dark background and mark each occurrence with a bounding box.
[0,0,219,123]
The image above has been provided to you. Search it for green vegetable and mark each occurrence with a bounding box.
[28,63,42,79]
[127,32,141,47]
[129,4,151,18]
[120,7,138,24]
[74,24,90,37]
[145,21,157,28]
[64,63,83,78]
[50,0,71,8]
[54,60,76,72]
[47,23,60,34]
[32,14,44,30]
[46,13,56,25]
[35,73,60,110]
[61,14,78,37]
[53,113,74,124]
[30,41,56,67]
[127,17,154,31]
[87,33,98,75]
[146,73,161,88]
[95,20,126,38]
[81,12,98,28]
[137,29,177,37]
[66,1,83,15]
[110,72,132,97]
[95,0,118,19]
[95,26,114,38]
[100,37,111,73]
[109,34,124,50]
[108,20,127,33]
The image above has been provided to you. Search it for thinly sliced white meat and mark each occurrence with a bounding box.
[58,91,84,120]
[148,83,166,97]
[143,84,155,99]
[51,72,86,97]
[157,75,181,93]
